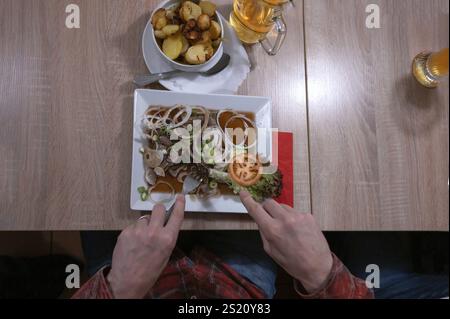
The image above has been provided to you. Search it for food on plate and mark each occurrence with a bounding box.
[152,8,168,30]
[199,1,217,17]
[179,1,202,21]
[209,166,282,203]
[204,44,214,59]
[137,105,283,203]
[154,30,167,39]
[209,20,221,40]
[184,29,200,41]
[162,24,180,36]
[151,1,222,65]
[180,36,190,55]
[197,14,211,31]
[162,34,183,60]
[197,31,211,44]
[211,38,221,48]
[185,44,208,64]
[228,153,262,187]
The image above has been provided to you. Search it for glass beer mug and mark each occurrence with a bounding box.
[230,0,288,55]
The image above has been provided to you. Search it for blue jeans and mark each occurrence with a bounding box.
[192,231,277,298]
[326,232,449,299]
[80,230,277,298]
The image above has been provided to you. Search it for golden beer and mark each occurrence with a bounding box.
[413,48,449,88]
[428,48,449,77]
[230,0,288,55]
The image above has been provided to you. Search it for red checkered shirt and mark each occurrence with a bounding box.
[72,247,373,299]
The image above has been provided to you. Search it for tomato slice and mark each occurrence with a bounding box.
[228,153,262,187]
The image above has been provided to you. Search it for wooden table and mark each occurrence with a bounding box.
[0,0,447,231]
[305,0,449,230]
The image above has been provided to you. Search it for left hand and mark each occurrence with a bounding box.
[106,195,185,298]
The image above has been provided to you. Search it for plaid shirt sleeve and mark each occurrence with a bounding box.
[71,267,113,299]
[293,253,374,299]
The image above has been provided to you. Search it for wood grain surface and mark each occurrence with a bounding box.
[0,0,309,230]
[304,0,449,230]
[1,0,448,231]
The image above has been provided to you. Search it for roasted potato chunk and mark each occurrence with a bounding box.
[185,44,207,64]
[152,9,168,30]
[162,24,180,36]
[197,14,211,31]
[154,30,167,39]
[185,19,197,30]
[204,44,214,59]
[180,1,202,22]
[185,30,201,41]
[180,36,190,55]
[155,17,168,30]
[166,8,177,21]
[199,1,216,17]
[162,34,183,60]
[151,8,166,27]
[211,38,222,48]
[197,30,212,44]
[182,19,197,35]
[209,20,221,40]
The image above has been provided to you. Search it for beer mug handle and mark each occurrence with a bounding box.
[260,10,287,56]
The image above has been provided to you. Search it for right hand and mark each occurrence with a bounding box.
[107,195,185,299]
[239,191,333,293]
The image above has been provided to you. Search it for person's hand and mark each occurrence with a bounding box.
[240,191,333,293]
[106,195,185,299]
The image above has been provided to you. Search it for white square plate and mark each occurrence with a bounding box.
[131,89,272,213]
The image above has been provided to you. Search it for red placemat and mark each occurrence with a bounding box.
[273,132,294,207]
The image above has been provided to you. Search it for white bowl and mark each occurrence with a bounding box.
[150,0,225,72]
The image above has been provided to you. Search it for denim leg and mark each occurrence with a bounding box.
[326,232,449,299]
[374,272,448,299]
[195,231,277,298]
[80,231,120,276]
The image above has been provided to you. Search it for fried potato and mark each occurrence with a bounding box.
[211,38,222,48]
[197,30,212,44]
[185,44,207,64]
[154,30,167,39]
[199,1,216,17]
[166,8,177,21]
[162,34,183,60]
[204,44,214,60]
[162,24,180,36]
[155,17,168,30]
[180,1,202,22]
[209,20,221,40]
[185,19,197,30]
[185,30,201,41]
[151,8,166,28]
[180,36,190,55]
[197,14,211,31]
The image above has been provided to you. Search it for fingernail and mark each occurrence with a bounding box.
[176,194,185,202]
